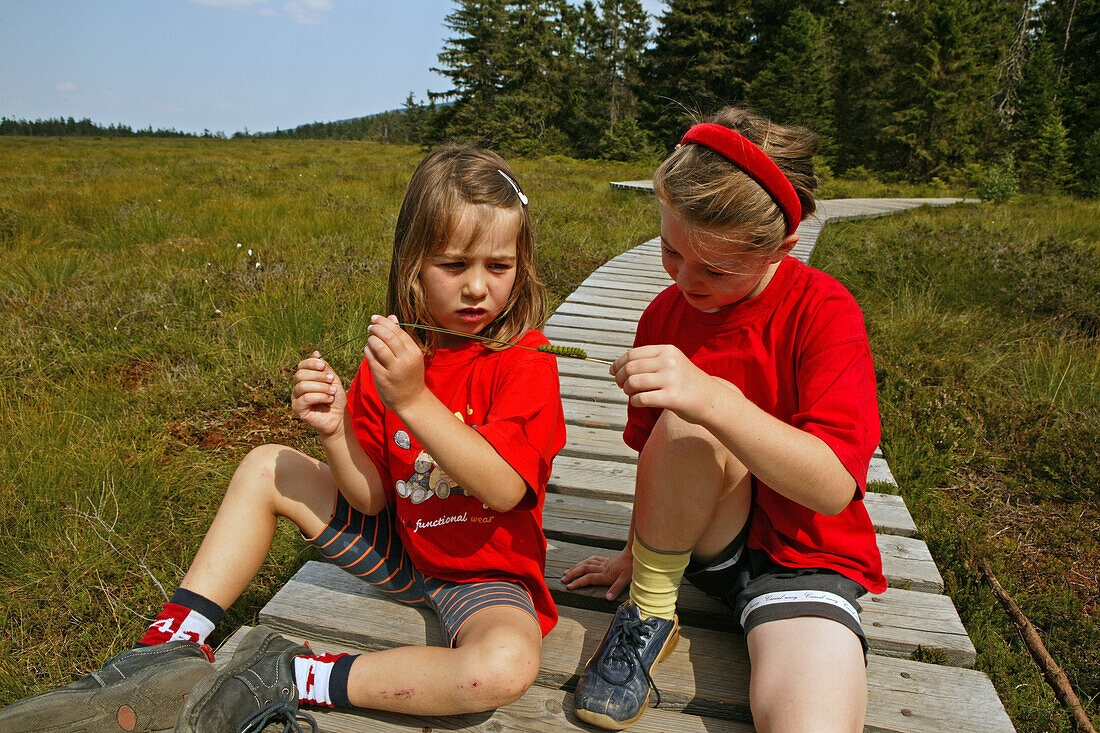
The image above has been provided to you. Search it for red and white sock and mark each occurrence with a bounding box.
[137,588,223,647]
[294,653,353,707]
[138,602,216,646]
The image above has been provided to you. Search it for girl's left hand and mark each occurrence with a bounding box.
[612,344,730,425]
[363,315,426,412]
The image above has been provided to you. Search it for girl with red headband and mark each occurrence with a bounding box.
[564,107,884,731]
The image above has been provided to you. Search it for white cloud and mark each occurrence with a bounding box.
[55,81,77,92]
[216,101,240,110]
[284,0,333,25]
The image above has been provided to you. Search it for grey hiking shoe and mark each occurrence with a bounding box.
[174,625,317,733]
[573,601,680,730]
[0,641,216,733]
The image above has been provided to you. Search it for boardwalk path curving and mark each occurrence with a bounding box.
[217,194,1015,731]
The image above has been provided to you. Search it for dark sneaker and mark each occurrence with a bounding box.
[573,602,680,730]
[0,641,215,733]
[174,625,317,733]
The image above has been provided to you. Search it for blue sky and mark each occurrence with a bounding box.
[1,0,666,135]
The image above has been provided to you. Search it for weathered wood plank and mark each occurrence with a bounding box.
[549,454,637,499]
[869,456,899,486]
[562,397,628,431]
[547,312,640,333]
[547,453,918,539]
[545,323,636,348]
[565,283,659,305]
[216,626,753,733]
[544,522,943,598]
[580,272,669,294]
[258,563,1005,731]
[552,298,646,320]
[562,423,637,462]
[558,375,629,404]
[593,264,672,284]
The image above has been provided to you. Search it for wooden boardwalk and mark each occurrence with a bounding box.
[218,196,1015,731]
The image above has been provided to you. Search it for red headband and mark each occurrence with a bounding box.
[679,123,802,236]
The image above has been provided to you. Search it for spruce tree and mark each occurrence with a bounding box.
[883,0,1013,178]
[824,0,896,173]
[430,0,510,146]
[747,7,834,161]
[1041,0,1100,194]
[640,0,755,149]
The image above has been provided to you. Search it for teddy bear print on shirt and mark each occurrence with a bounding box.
[395,450,463,504]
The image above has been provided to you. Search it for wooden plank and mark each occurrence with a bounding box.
[594,264,672,284]
[558,375,629,404]
[864,493,918,537]
[869,456,899,486]
[216,626,752,733]
[543,513,943,594]
[566,283,658,305]
[259,563,1007,731]
[562,424,636,462]
[581,272,669,294]
[549,454,637,500]
[548,454,919,540]
[546,323,635,349]
[556,354,624,381]
[547,310,642,332]
[562,397,628,431]
[550,301,642,323]
[600,255,665,270]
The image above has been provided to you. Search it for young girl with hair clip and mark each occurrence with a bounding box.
[0,144,565,732]
[563,107,885,732]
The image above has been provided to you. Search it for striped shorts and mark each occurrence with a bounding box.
[302,491,538,647]
[684,522,870,657]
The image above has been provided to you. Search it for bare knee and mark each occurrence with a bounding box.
[228,443,308,507]
[747,620,866,733]
[648,408,720,450]
[458,637,539,710]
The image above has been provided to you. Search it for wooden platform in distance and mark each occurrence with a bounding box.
[227,197,1015,731]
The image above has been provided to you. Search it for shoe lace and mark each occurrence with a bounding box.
[235,691,318,733]
[599,616,664,706]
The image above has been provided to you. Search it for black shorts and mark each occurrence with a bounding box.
[302,492,538,647]
[683,523,870,657]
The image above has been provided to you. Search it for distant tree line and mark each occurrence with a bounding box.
[0,117,201,138]
[250,96,427,145]
[5,0,1097,194]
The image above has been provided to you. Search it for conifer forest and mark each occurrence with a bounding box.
[4,0,1098,195]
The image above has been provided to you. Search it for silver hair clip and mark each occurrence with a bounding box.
[498,169,528,206]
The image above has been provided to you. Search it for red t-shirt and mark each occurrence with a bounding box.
[346,329,566,635]
[624,257,886,593]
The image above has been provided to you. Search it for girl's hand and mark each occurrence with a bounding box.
[561,547,633,601]
[612,344,732,425]
[291,351,346,438]
[363,314,426,413]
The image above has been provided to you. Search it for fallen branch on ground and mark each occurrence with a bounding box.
[976,557,1096,733]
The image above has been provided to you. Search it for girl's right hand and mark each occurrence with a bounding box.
[291,351,347,438]
[561,546,633,601]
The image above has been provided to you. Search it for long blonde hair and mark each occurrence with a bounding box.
[654,107,819,260]
[386,143,546,351]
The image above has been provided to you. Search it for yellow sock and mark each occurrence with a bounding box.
[629,537,690,620]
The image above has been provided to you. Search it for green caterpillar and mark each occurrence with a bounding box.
[537,344,589,360]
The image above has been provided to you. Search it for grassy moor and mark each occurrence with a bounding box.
[1,136,1097,731]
